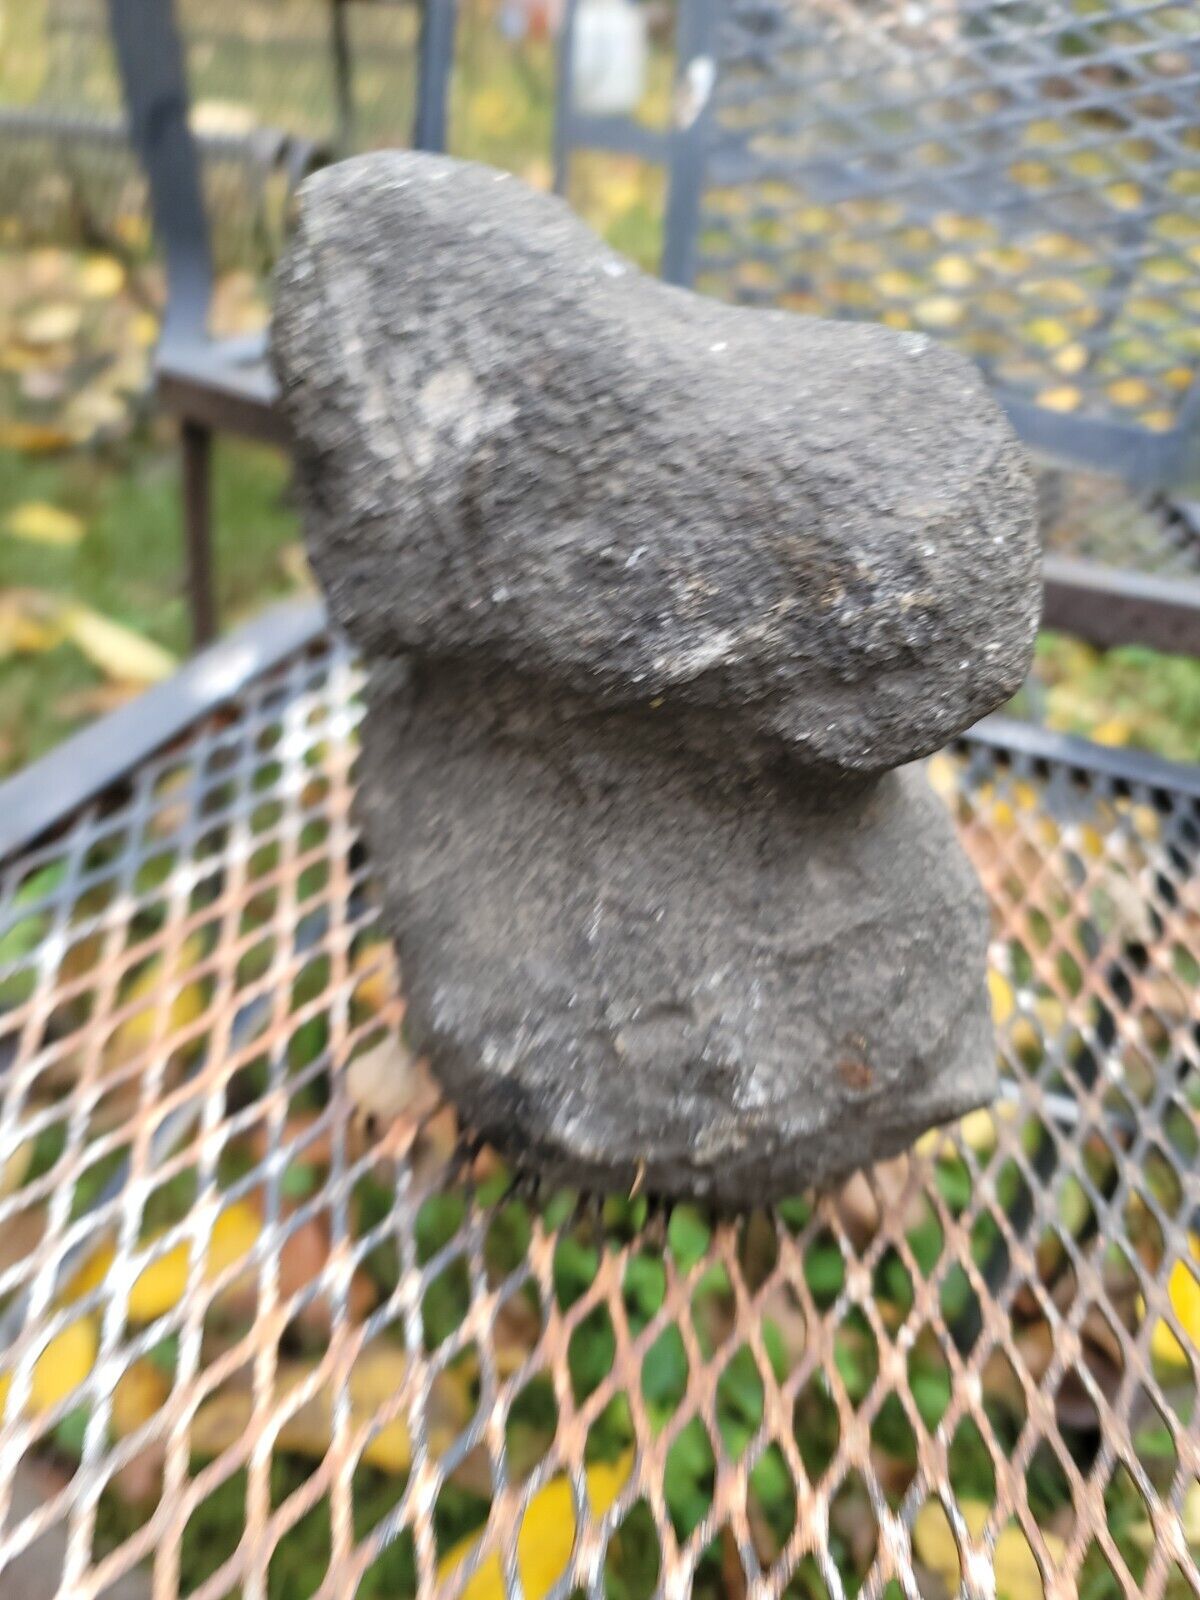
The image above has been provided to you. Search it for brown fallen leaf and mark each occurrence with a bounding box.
[492,1292,543,1378]
[18,367,68,404]
[0,1140,35,1199]
[278,541,316,593]
[0,421,73,454]
[346,1034,435,1125]
[0,1204,48,1277]
[55,683,142,721]
[275,1214,377,1329]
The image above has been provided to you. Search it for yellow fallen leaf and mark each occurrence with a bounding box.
[912,1499,962,1590]
[131,311,160,349]
[926,752,958,801]
[61,604,177,685]
[1106,181,1141,211]
[350,942,398,1016]
[190,100,258,137]
[106,933,208,1069]
[1037,386,1081,413]
[914,1501,1062,1600]
[5,501,84,547]
[79,255,125,299]
[960,1107,999,1158]
[64,1239,116,1303]
[1052,342,1088,375]
[1091,717,1134,747]
[914,296,963,329]
[439,1454,632,1600]
[20,303,82,346]
[127,1199,260,1322]
[1146,1236,1200,1371]
[0,421,73,454]
[988,971,1015,1027]
[1107,378,1151,409]
[933,254,975,289]
[112,1359,171,1437]
[0,1317,99,1419]
[915,1099,1017,1163]
[1024,317,1071,351]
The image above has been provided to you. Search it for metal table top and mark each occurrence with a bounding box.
[0,605,1196,1599]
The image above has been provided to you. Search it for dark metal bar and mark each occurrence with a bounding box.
[551,0,580,195]
[1042,555,1200,658]
[1005,402,1200,491]
[661,0,717,287]
[104,0,213,349]
[558,112,669,168]
[413,0,456,152]
[181,420,217,650]
[330,0,357,154]
[0,600,327,865]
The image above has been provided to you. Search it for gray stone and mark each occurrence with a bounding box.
[271,150,1041,1204]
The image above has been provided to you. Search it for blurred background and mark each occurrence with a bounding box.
[1,0,1200,781]
[0,6,1199,1599]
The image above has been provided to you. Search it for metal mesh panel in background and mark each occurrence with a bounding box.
[1036,466,1200,574]
[0,0,421,270]
[696,0,1200,443]
[0,624,1196,1598]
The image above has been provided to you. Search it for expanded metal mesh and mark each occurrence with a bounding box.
[1037,466,1200,574]
[694,0,1200,442]
[0,630,1196,1598]
[0,0,420,268]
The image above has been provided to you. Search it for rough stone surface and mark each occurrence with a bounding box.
[272,150,1041,1203]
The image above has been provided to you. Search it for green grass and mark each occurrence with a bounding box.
[1027,630,1200,764]
[0,431,298,773]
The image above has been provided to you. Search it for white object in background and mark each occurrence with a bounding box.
[571,0,648,117]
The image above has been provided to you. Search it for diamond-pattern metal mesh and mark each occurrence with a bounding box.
[1037,466,1200,573]
[695,0,1200,440]
[0,0,420,268]
[0,629,1196,1597]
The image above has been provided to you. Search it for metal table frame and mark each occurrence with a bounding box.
[552,0,1200,657]
[0,606,1195,1597]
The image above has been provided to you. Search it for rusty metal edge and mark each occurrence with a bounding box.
[1042,554,1200,657]
[0,598,328,866]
